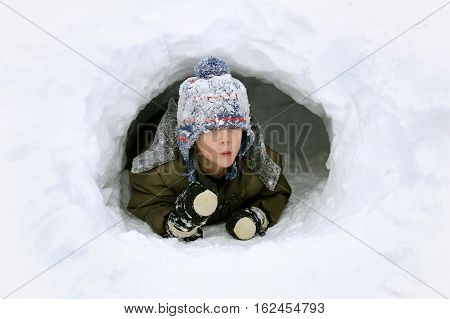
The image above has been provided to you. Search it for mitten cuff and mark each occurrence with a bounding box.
[164,214,203,241]
[167,218,199,237]
[249,207,269,233]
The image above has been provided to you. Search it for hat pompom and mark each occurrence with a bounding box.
[194,56,230,79]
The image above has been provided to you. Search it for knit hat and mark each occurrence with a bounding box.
[176,56,255,183]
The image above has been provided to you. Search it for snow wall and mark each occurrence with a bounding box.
[1,0,449,298]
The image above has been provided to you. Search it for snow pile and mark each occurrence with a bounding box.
[1,0,449,298]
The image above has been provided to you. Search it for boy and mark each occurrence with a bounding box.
[127,56,292,241]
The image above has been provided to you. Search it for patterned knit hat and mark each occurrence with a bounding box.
[176,56,255,183]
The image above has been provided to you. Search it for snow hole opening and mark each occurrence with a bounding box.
[121,73,331,240]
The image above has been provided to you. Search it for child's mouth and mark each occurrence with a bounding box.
[220,151,232,157]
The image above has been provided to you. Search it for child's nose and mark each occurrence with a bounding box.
[219,130,231,144]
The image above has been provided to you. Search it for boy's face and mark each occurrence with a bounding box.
[195,128,243,169]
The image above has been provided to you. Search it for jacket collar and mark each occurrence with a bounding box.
[131,98,281,191]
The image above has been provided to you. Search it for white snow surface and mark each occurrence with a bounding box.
[1,0,449,298]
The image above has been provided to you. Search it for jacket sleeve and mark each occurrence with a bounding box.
[126,169,178,237]
[245,147,292,228]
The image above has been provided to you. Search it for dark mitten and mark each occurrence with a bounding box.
[226,207,269,240]
[165,181,218,239]
[164,215,204,242]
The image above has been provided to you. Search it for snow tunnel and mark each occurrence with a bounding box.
[5,0,448,299]
[123,73,331,237]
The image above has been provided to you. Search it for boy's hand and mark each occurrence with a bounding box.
[165,182,218,238]
[226,207,269,240]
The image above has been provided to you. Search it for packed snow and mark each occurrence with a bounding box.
[1,0,449,298]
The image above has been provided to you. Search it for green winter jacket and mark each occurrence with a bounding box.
[126,98,292,237]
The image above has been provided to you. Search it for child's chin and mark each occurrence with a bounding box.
[216,157,236,168]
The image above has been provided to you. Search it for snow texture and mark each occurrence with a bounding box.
[1,0,449,298]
